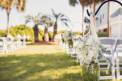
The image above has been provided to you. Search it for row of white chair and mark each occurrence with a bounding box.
[0,36,26,53]
[60,36,122,81]
[98,37,122,81]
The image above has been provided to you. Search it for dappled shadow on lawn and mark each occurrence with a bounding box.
[0,53,81,81]
[50,73,82,81]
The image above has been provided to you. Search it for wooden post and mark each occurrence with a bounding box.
[82,6,84,36]
[107,1,110,37]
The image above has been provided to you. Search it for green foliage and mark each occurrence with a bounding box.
[73,32,82,35]
[48,32,53,41]
[38,29,43,41]
[58,31,65,34]
[9,25,34,42]
[97,32,108,37]
[69,0,78,6]
[81,64,98,81]
[41,15,54,27]
[0,25,46,42]
[0,30,6,37]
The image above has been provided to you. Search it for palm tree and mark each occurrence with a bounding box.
[40,15,54,42]
[25,13,42,42]
[51,9,70,41]
[0,0,25,34]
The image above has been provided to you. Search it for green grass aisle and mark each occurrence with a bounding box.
[0,53,81,81]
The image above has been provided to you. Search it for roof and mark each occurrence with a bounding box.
[111,7,122,18]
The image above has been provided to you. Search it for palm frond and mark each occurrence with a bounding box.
[61,18,69,22]
[63,22,69,27]
[69,0,103,6]
[69,0,78,6]
[25,15,34,24]
[37,12,42,17]
[25,19,31,24]
[40,15,54,27]
[51,8,58,18]
[16,0,25,11]
[60,14,65,17]
[26,15,34,20]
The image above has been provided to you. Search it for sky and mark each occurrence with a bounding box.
[0,0,82,31]
[0,0,121,31]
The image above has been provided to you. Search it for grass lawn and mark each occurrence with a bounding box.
[0,45,82,81]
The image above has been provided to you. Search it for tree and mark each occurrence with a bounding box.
[0,0,25,34]
[51,9,70,41]
[40,15,54,42]
[25,13,42,42]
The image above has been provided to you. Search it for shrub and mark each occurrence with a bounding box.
[0,30,6,37]
[81,64,98,81]
[48,32,53,41]
[9,25,34,42]
[97,32,108,37]
[38,29,43,41]
[73,32,82,35]
[9,25,46,42]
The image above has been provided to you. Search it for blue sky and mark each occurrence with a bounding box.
[0,0,121,31]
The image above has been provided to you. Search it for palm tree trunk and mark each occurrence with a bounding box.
[6,11,10,35]
[107,2,110,37]
[43,27,48,42]
[52,21,57,41]
[33,24,39,42]
[82,6,84,36]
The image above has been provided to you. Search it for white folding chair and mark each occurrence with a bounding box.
[21,35,26,47]
[0,37,7,53]
[74,37,84,62]
[98,37,117,81]
[116,39,122,81]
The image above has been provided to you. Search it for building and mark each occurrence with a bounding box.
[96,0,122,37]
[110,7,122,37]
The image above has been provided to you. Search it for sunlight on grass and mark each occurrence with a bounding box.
[15,70,27,77]
[0,45,65,57]
[26,66,81,81]
[0,45,118,81]
[0,45,82,81]
[36,62,47,67]
[9,45,65,56]
[9,60,21,64]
